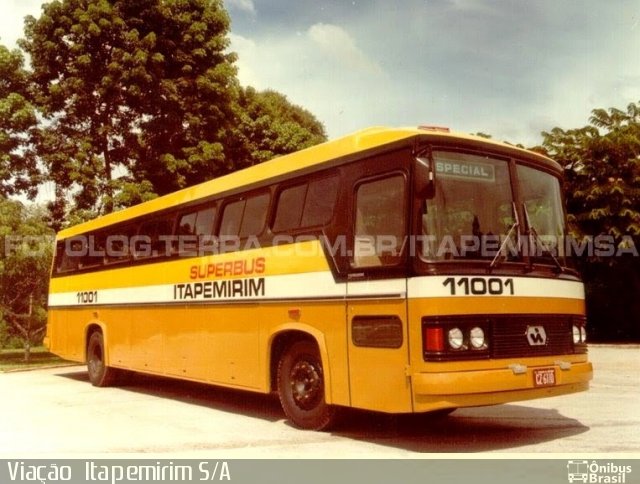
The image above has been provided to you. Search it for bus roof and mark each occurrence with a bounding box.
[57,126,557,239]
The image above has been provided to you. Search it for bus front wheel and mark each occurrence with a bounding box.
[87,331,118,387]
[277,340,337,431]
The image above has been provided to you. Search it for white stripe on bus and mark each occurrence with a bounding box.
[49,273,584,307]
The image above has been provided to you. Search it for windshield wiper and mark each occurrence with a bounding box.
[522,204,564,274]
[488,202,520,272]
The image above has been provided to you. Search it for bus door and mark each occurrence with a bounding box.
[345,173,413,412]
[346,280,412,412]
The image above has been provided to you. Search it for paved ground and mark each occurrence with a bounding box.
[0,345,638,456]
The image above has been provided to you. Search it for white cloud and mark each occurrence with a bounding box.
[228,33,262,87]
[4,0,639,150]
[307,23,384,76]
[229,24,392,138]
[225,0,256,15]
[448,0,496,13]
[0,0,42,48]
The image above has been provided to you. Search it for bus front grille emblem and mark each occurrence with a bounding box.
[526,326,548,346]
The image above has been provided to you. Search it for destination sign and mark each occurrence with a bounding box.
[435,158,495,182]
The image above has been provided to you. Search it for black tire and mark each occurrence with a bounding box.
[86,331,118,387]
[277,340,338,430]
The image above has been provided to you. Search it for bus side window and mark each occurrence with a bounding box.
[177,212,197,235]
[80,232,105,269]
[272,175,339,233]
[105,225,135,264]
[352,175,406,268]
[273,184,307,233]
[219,200,245,240]
[136,216,175,259]
[194,206,216,236]
[176,206,217,255]
[301,176,339,227]
[219,193,270,244]
[239,193,270,238]
[55,240,81,274]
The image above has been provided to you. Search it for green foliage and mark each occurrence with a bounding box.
[540,102,640,249]
[539,102,640,341]
[0,198,54,351]
[231,87,327,167]
[113,179,157,210]
[19,0,239,218]
[0,347,71,369]
[15,0,327,227]
[0,45,38,198]
[472,132,492,139]
[125,0,241,195]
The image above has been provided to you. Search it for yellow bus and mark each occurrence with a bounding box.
[45,126,593,430]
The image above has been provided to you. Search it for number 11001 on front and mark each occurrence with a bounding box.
[443,277,515,296]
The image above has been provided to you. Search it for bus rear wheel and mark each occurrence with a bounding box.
[87,331,118,387]
[277,340,337,431]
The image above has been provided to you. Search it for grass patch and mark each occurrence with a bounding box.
[0,346,75,372]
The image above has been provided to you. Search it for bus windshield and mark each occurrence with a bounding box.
[420,151,566,264]
[517,162,567,263]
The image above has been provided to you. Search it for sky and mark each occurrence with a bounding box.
[1,0,639,148]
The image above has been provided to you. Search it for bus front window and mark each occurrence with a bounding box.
[420,151,568,266]
[517,163,567,263]
[421,151,515,261]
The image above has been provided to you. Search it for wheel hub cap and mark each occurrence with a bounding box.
[290,360,322,410]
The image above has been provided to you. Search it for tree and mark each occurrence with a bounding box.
[539,102,640,341]
[0,198,54,360]
[0,45,39,199]
[541,104,640,242]
[126,0,241,196]
[20,0,239,219]
[231,87,327,168]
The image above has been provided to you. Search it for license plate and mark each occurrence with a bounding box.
[533,368,556,387]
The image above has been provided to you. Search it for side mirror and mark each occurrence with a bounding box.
[415,155,435,198]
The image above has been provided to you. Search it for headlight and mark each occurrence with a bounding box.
[580,326,587,343]
[470,327,486,349]
[572,325,581,344]
[448,327,464,349]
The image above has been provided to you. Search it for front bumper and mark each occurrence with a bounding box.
[411,360,593,412]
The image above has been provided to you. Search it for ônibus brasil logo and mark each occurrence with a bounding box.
[567,461,633,483]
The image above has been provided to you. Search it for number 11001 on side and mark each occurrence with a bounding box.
[443,277,515,296]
